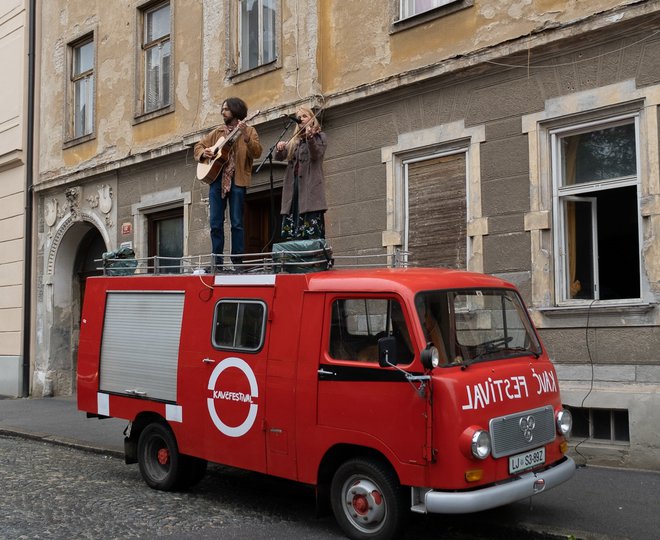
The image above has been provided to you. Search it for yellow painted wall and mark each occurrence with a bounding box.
[38,0,323,182]
[38,0,639,181]
[317,0,634,93]
[39,0,205,178]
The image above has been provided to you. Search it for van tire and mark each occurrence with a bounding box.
[330,457,407,540]
[137,422,183,491]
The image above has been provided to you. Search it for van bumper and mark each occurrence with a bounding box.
[414,457,576,514]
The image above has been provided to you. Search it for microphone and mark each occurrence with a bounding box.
[281,113,302,124]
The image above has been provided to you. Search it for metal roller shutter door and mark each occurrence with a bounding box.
[99,291,185,402]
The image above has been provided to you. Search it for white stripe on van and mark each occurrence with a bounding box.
[214,274,276,286]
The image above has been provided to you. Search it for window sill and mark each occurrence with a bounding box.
[536,302,656,318]
[229,60,279,84]
[530,301,657,329]
[63,133,95,149]
[568,439,630,448]
[133,104,174,126]
[391,0,473,33]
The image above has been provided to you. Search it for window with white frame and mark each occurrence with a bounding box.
[238,0,276,72]
[552,117,641,302]
[399,0,457,19]
[70,37,94,139]
[141,1,171,114]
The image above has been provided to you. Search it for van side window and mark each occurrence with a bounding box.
[329,298,414,364]
[213,300,266,352]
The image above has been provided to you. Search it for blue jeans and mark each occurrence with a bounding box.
[209,178,245,265]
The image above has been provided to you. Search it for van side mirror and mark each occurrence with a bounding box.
[378,336,398,367]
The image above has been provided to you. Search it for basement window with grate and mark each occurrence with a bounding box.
[566,406,630,443]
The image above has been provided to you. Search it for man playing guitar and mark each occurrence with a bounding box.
[194,97,262,268]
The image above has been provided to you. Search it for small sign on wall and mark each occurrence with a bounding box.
[121,222,132,235]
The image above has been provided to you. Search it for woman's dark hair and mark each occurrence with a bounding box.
[222,97,248,120]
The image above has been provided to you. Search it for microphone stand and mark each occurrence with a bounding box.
[255,117,297,252]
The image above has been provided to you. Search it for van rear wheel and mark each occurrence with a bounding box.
[137,422,182,491]
[330,457,407,540]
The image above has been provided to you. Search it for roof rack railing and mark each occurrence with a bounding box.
[97,247,410,276]
[332,250,409,268]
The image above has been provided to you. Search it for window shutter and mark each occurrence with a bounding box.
[407,154,467,268]
[99,291,184,401]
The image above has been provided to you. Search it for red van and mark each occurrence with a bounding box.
[78,266,574,540]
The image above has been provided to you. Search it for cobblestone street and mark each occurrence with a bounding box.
[1,434,342,539]
[1,434,563,540]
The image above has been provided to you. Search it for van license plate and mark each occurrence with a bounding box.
[509,447,545,474]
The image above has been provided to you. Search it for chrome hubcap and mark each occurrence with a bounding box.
[342,477,386,532]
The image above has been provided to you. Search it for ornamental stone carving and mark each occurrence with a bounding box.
[86,193,99,209]
[98,184,113,214]
[45,198,58,228]
[65,187,81,218]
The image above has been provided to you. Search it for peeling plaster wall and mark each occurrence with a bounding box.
[38,1,652,187]
[38,0,327,188]
[318,0,649,95]
[38,1,206,183]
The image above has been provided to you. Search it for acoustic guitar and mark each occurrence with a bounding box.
[196,110,260,185]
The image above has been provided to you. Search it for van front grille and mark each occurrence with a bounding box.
[489,405,556,458]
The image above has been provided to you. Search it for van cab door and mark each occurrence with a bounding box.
[316,295,429,465]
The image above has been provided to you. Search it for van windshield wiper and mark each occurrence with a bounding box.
[466,345,539,365]
[498,346,539,358]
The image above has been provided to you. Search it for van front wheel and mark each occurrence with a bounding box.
[137,422,182,491]
[330,457,407,540]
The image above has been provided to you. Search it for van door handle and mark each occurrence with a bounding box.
[202,358,216,364]
[318,368,335,376]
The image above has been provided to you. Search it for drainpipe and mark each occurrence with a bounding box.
[22,0,36,397]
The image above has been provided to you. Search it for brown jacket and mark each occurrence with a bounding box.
[193,124,262,187]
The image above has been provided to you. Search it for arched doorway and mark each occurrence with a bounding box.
[37,220,106,396]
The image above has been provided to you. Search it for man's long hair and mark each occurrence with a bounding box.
[223,97,248,122]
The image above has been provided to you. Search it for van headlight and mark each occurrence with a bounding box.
[471,430,491,460]
[556,409,572,437]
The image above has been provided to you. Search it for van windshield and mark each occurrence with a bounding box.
[415,288,542,367]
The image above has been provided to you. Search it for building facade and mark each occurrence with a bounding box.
[32,0,660,469]
[0,0,30,397]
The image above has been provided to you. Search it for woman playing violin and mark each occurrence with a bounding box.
[275,107,328,240]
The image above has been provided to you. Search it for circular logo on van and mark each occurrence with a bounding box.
[207,357,259,437]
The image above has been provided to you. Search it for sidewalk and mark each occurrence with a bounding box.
[0,395,125,456]
[1,395,659,539]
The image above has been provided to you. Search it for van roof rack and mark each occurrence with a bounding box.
[98,246,410,276]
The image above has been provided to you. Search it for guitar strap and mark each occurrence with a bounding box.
[220,124,237,198]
